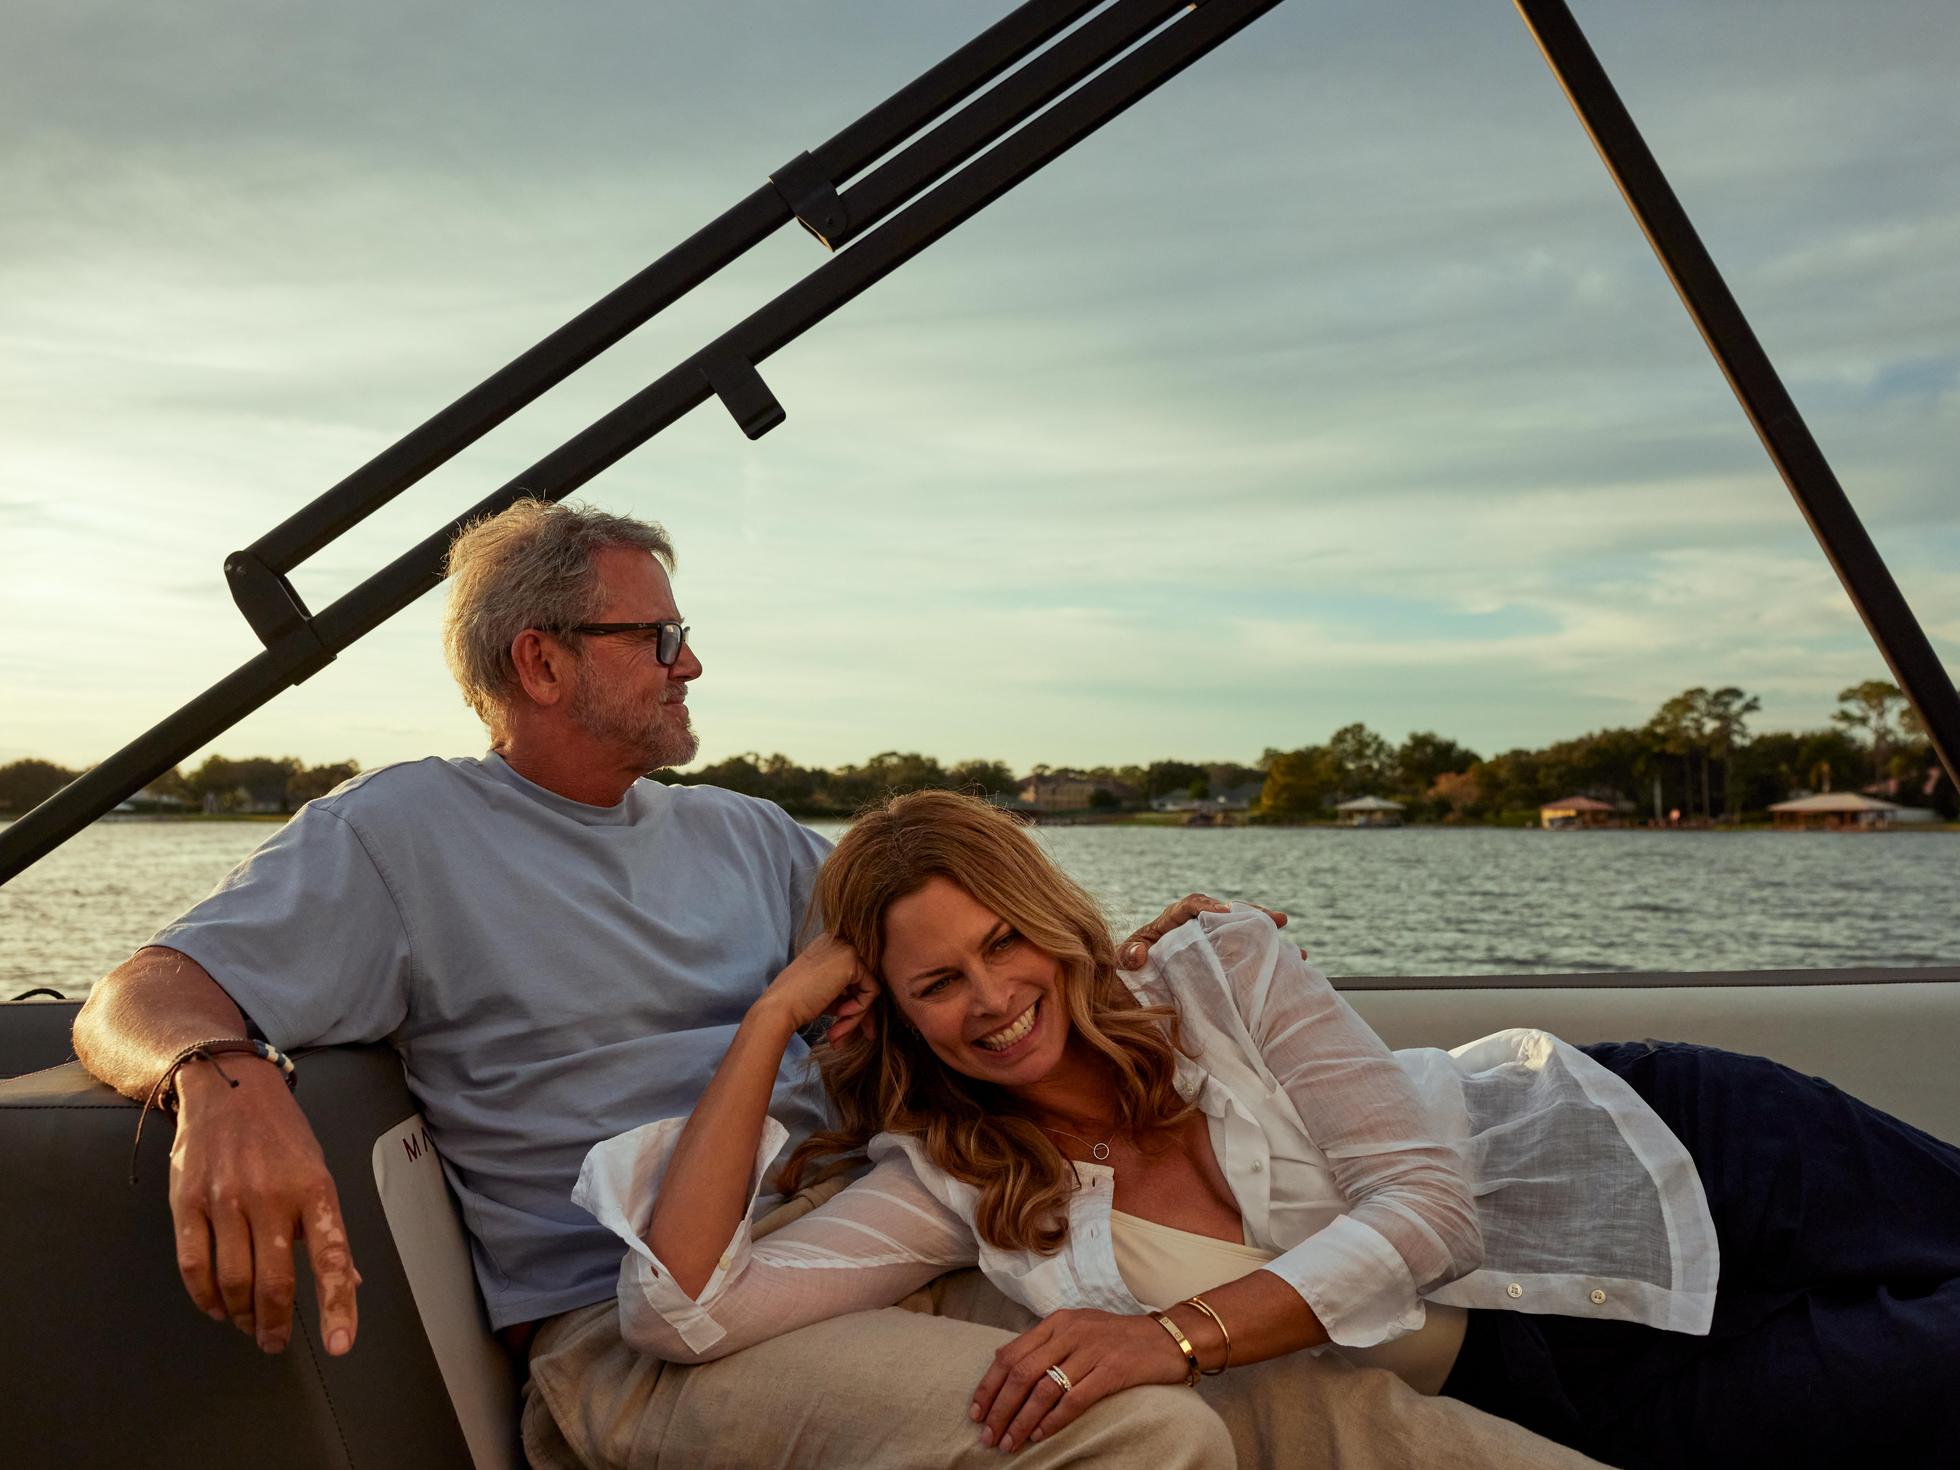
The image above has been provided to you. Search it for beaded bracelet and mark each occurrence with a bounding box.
[156,1037,298,1111]
[130,1037,300,1185]
[1150,1311,1202,1387]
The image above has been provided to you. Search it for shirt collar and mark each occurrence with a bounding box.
[479,751,648,827]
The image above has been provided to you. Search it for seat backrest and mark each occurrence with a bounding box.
[371,1113,521,1470]
[1342,970,1960,1145]
[0,995,81,1077]
[0,1049,491,1469]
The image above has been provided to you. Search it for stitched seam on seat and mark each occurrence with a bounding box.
[2,1059,84,1084]
[293,1302,358,1469]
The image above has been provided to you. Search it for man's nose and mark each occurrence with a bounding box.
[674,640,703,681]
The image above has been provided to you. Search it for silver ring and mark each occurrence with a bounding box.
[1045,1365,1072,1393]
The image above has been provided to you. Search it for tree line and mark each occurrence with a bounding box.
[0,755,360,819]
[655,682,1946,824]
[641,752,1266,815]
[1260,681,1951,823]
[2,681,1949,823]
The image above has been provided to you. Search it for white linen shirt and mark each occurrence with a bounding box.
[575,906,1718,1364]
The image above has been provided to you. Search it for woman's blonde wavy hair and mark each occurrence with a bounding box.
[778,790,1194,1253]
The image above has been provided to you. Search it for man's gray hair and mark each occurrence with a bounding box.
[442,497,674,734]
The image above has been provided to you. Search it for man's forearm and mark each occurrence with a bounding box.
[73,946,251,1100]
[74,943,361,1358]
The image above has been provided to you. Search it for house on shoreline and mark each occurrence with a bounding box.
[1768,792,1935,830]
[1540,795,1621,830]
[1151,779,1265,824]
[114,784,192,816]
[1015,771,1136,813]
[1334,796,1404,828]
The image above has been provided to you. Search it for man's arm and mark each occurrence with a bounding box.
[73,946,360,1358]
[74,945,252,1098]
[1116,892,1290,970]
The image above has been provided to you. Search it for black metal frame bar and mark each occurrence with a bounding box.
[2,0,1953,888]
[218,0,1122,653]
[234,0,1202,597]
[1514,0,1960,789]
[243,0,1104,577]
[0,0,1283,883]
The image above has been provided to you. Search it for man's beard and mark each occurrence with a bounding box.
[571,678,698,771]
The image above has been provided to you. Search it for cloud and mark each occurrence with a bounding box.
[1,0,1954,772]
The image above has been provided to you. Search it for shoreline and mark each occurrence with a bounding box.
[10,812,1954,834]
[1021,816,1960,833]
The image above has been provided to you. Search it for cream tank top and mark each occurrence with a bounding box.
[1109,1210,1467,1396]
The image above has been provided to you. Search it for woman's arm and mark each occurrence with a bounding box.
[641,1003,801,1296]
[582,1140,978,1363]
[1214,909,1483,1342]
[641,934,871,1296]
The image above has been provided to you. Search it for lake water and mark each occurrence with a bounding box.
[3,817,1954,999]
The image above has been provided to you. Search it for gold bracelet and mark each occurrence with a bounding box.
[1150,1311,1202,1387]
[1179,1295,1231,1374]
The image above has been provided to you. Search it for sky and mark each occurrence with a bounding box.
[3,0,1956,778]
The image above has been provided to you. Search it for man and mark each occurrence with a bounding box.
[72,498,1240,1467]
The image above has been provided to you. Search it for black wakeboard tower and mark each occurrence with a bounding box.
[3,0,1955,885]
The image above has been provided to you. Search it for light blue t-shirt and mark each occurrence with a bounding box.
[151,754,833,1328]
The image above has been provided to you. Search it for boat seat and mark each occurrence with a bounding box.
[4,970,1956,1468]
[0,999,516,1463]
[0,995,81,1078]
[0,1047,514,1469]
[1343,970,1960,1145]
[371,1110,522,1468]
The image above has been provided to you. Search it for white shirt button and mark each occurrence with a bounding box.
[1589,1289,1607,1305]
[1506,1282,1524,1299]
[1250,1160,1264,1172]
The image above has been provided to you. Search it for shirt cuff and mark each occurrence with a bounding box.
[572,1114,790,1356]
[1260,1212,1427,1349]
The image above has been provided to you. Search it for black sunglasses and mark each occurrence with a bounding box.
[556,621,690,666]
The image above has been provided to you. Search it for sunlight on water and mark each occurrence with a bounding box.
[7,816,1951,1000]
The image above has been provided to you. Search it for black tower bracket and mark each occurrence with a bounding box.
[700,353,787,440]
[223,550,335,679]
[770,151,853,250]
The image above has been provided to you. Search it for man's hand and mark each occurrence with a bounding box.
[169,1059,360,1356]
[969,1308,1189,1452]
[1117,893,1290,970]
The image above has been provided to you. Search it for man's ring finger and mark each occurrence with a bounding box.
[1045,1365,1072,1393]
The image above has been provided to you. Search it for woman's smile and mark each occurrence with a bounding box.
[972,997,1043,1057]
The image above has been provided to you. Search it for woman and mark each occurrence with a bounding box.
[575,791,1960,1469]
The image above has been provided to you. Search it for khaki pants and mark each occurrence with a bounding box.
[521,1182,1604,1470]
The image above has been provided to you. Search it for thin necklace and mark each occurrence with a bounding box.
[1041,1122,1117,1162]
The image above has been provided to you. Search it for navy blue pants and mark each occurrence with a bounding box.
[1440,1041,1960,1470]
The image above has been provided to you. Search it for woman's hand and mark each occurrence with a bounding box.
[757,934,879,1043]
[969,1308,1188,1453]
